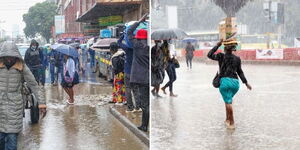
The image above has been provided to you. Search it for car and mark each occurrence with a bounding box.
[18,45,29,59]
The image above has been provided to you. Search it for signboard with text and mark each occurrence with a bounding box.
[98,16,123,27]
[256,49,283,59]
[55,15,65,35]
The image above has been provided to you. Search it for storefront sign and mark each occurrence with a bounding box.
[98,16,123,27]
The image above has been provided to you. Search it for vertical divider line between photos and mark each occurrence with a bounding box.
[148,0,152,145]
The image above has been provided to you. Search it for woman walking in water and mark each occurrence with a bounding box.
[207,39,252,129]
[62,55,79,104]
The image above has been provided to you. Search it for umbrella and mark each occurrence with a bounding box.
[51,44,79,58]
[151,28,187,40]
[69,42,80,48]
[92,38,118,48]
[182,37,198,43]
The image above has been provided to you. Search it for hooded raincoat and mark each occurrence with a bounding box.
[0,41,45,133]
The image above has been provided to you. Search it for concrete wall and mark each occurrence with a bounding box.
[180,48,300,61]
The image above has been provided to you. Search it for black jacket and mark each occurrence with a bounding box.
[128,22,149,85]
[207,45,248,84]
[24,39,42,68]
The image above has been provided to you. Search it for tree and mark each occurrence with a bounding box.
[23,2,57,43]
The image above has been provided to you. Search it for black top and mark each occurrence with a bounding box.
[207,45,248,84]
[127,22,149,84]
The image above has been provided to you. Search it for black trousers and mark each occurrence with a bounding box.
[164,67,177,93]
[131,83,149,127]
[186,56,193,68]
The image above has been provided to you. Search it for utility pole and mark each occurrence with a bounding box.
[263,0,284,48]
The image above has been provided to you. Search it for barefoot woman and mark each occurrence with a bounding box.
[208,39,252,129]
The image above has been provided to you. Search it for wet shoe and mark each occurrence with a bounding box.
[133,108,142,113]
[137,126,147,132]
[115,102,123,106]
[151,90,156,96]
[161,87,167,95]
[156,94,163,98]
[170,93,178,97]
[126,109,134,113]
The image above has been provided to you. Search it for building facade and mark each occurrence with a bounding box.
[54,0,148,40]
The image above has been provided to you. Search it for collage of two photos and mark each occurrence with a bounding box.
[150,0,300,149]
[0,0,300,149]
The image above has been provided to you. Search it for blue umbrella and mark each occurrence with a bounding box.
[51,44,79,58]
[182,37,198,43]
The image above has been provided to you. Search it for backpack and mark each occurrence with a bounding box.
[112,53,125,74]
[63,60,74,83]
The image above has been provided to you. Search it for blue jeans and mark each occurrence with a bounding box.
[49,63,55,83]
[0,133,18,150]
[90,55,95,68]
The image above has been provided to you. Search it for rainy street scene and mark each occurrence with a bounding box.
[151,0,300,149]
[0,0,149,150]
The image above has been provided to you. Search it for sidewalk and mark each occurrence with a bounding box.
[109,105,149,146]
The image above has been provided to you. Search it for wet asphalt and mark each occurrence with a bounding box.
[151,62,300,150]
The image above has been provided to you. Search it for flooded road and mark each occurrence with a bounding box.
[18,70,147,150]
[151,62,300,150]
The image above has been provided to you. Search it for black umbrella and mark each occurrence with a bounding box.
[151,28,188,40]
[92,38,118,49]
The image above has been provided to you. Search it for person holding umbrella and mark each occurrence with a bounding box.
[61,54,79,105]
[151,40,164,98]
[207,39,252,129]
[185,41,195,69]
[127,14,149,132]
[51,44,80,104]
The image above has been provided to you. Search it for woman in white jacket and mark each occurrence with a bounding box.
[61,55,79,104]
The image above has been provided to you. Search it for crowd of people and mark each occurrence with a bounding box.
[110,14,150,132]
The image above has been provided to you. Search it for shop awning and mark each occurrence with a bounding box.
[77,1,141,22]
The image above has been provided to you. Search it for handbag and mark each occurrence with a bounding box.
[173,58,180,68]
[212,57,224,88]
[21,70,40,124]
[213,72,221,88]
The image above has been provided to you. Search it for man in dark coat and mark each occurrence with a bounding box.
[127,14,149,132]
[24,39,42,84]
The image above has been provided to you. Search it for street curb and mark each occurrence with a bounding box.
[109,106,149,146]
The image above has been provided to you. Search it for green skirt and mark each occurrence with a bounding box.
[219,77,240,104]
